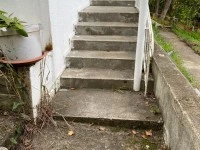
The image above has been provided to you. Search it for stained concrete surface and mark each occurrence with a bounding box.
[53,89,162,128]
[33,121,166,150]
[80,6,138,13]
[79,6,139,23]
[153,44,200,150]
[160,29,200,90]
[91,0,135,7]
[76,22,138,36]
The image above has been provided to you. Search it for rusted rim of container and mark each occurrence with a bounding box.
[0,51,48,65]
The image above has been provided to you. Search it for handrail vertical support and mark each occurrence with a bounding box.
[134,0,149,91]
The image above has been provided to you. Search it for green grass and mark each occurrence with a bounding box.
[153,26,195,84]
[172,27,200,55]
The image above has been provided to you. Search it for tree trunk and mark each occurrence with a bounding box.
[160,0,172,20]
[155,0,160,17]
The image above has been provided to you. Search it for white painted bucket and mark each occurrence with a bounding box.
[0,24,42,61]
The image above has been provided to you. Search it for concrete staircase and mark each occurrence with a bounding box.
[53,0,162,128]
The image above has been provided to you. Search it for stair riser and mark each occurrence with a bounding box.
[91,0,135,7]
[60,78,154,91]
[66,58,135,70]
[75,26,138,36]
[61,78,133,89]
[53,116,163,130]
[79,12,139,23]
[72,41,136,51]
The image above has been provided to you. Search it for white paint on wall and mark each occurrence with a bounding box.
[30,61,41,118]
[30,0,90,117]
[30,52,56,118]
[48,0,90,78]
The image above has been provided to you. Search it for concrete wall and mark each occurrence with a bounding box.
[153,43,200,150]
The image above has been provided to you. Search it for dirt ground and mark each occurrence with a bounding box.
[32,121,167,150]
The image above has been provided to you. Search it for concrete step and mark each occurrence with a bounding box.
[79,6,139,23]
[91,0,135,7]
[66,51,135,70]
[75,22,138,36]
[61,68,133,89]
[60,68,154,90]
[72,35,137,51]
[53,89,163,129]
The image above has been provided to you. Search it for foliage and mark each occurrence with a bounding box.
[171,0,200,27]
[150,0,200,27]
[0,10,28,37]
[172,26,200,55]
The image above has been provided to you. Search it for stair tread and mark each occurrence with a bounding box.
[67,50,135,60]
[61,68,133,80]
[92,0,135,1]
[72,35,137,42]
[53,89,162,123]
[80,6,138,13]
[77,22,138,27]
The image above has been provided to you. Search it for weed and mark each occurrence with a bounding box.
[172,27,200,55]
[153,25,196,85]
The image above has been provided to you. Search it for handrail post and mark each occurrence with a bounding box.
[134,0,149,91]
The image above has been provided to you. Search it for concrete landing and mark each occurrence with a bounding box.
[53,89,163,129]
[33,121,166,150]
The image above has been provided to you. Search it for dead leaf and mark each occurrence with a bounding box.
[99,126,106,131]
[21,113,31,121]
[24,139,31,146]
[158,54,165,57]
[67,130,75,136]
[3,111,8,116]
[141,134,147,139]
[146,145,150,149]
[132,130,137,135]
[145,130,153,136]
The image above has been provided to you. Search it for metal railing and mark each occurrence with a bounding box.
[134,0,154,95]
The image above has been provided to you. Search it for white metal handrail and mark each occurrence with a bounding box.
[134,0,154,95]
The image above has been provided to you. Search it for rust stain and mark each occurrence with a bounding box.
[45,42,53,51]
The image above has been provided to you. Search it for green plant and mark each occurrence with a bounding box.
[0,10,28,37]
[153,25,196,85]
[172,26,200,55]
